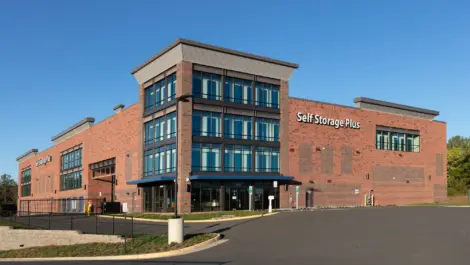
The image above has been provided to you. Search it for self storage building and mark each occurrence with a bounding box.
[17,39,447,214]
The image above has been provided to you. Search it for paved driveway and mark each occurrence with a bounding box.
[7,207,470,265]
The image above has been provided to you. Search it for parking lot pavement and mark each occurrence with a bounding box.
[7,207,470,265]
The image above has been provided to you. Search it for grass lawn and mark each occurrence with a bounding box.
[0,219,34,229]
[0,233,217,258]
[117,210,268,220]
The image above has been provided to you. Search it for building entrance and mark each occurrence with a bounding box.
[142,183,175,212]
[227,188,249,210]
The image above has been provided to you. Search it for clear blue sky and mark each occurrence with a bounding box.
[1,0,469,181]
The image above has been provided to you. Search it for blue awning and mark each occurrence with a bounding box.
[189,175,294,181]
[126,176,175,185]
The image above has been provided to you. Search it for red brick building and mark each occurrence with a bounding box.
[17,39,446,214]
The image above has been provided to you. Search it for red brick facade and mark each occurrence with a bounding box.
[284,98,447,208]
[17,103,142,212]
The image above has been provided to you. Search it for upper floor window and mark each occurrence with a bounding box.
[224,77,252,104]
[144,73,177,112]
[167,73,177,102]
[255,118,279,142]
[255,147,280,173]
[144,112,177,145]
[192,143,221,172]
[144,144,176,177]
[224,145,252,172]
[61,148,82,171]
[255,82,280,109]
[20,168,31,197]
[192,111,221,137]
[60,171,82,191]
[376,130,420,152]
[193,71,221,100]
[224,114,252,140]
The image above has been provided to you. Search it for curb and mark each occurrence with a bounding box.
[0,233,222,262]
[99,212,278,223]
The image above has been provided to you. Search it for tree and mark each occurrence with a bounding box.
[0,174,17,204]
[447,136,470,195]
[447,136,470,150]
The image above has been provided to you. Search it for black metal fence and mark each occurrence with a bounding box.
[0,210,143,237]
[19,198,106,214]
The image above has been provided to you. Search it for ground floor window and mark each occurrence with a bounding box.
[190,181,280,212]
[142,183,175,212]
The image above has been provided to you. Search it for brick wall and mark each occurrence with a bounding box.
[287,98,447,207]
[17,103,142,212]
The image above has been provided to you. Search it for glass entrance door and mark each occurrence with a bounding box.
[229,188,248,210]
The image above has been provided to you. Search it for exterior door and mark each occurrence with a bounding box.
[230,189,238,210]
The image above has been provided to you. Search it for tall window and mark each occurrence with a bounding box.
[192,111,221,137]
[21,168,31,197]
[193,71,221,100]
[255,118,280,142]
[255,82,280,109]
[167,73,177,102]
[144,85,155,111]
[144,120,155,145]
[225,145,252,172]
[144,112,177,145]
[192,143,221,172]
[224,114,252,140]
[143,144,177,177]
[61,148,82,171]
[224,77,253,104]
[376,129,419,152]
[255,147,280,172]
[167,112,177,139]
[155,79,166,107]
[144,74,177,112]
[60,171,82,191]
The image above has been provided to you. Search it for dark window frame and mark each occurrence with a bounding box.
[191,143,222,172]
[224,114,253,140]
[144,73,177,112]
[255,146,280,173]
[192,71,222,100]
[192,110,222,137]
[255,82,280,109]
[20,168,32,197]
[143,144,177,177]
[255,118,280,142]
[224,144,253,172]
[144,112,177,145]
[376,129,420,153]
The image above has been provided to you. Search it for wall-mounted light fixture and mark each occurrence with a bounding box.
[399,153,403,157]
[290,148,295,152]
[84,185,87,190]
[366,173,370,180]
[428,175,432,181]
[309,180,314,184]
[316,147,322,151]
[327,179,332,183]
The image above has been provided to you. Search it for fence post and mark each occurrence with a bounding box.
[96,213,98,234]
[70,214,73,230]
[131,217,134,238]
[49,212,51,230]
[112,216,115,235]
[28,210,31,228]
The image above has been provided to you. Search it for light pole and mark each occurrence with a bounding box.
[169,94,192,245]
[174,94,192,218]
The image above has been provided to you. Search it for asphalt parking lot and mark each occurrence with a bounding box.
[6,207,470,265]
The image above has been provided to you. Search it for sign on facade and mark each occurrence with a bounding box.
[35,156,52,167]
[296,112,360,129]
[273,181,278,188]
